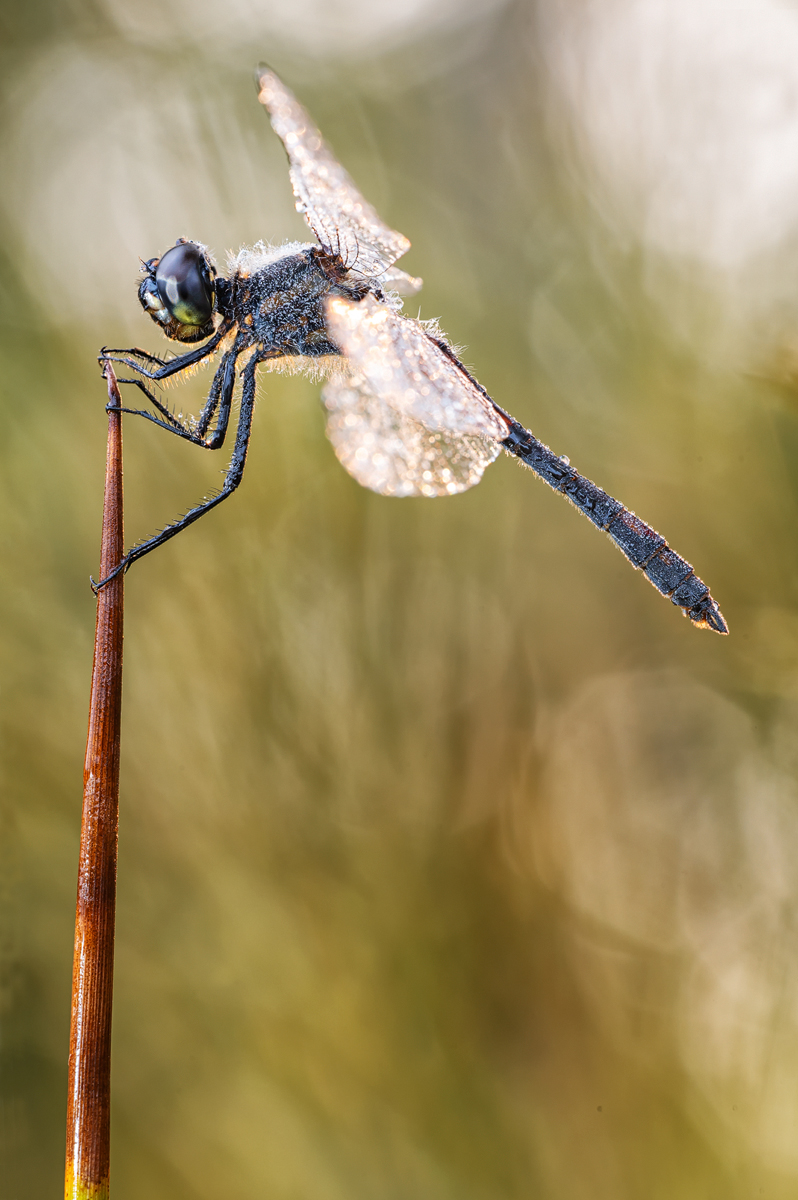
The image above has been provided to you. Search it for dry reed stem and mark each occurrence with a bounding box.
[64,364,124,1200]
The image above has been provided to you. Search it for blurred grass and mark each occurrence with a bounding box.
[3,1,798,1197]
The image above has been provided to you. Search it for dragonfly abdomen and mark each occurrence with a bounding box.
[501,421,728,634]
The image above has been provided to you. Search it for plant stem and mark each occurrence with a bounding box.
[65,365,124,1200]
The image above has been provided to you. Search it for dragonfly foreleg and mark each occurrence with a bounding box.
[92,351,261,591]
[101,345,170,368]
[99,323,231,383]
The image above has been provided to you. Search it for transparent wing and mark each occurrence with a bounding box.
[256,66,412,281]
[380,266,423,296]
[324,294,510,442]
[323,371,500,497]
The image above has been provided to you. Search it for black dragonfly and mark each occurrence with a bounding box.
[99,66,727,634]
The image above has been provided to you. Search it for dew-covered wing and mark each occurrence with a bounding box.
[324,293,510,442]
[256,66,411,281]
[380,265,423,296]
[323,370,499,497]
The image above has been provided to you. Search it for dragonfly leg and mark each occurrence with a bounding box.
[106,403,207,444]
[111,378,202,438]
[110,345,240,446]
[101,345,171,368]
[197,348,238,445]
[92,351,261,591]
[98,322,232,383]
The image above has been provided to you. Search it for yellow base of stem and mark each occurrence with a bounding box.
[64,1162,109,1200]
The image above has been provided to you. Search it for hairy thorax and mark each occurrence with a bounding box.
[227,243,371,359]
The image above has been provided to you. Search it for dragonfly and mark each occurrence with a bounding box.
[99,66,727,634]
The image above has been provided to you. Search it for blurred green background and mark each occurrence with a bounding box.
[5,0,798,1195]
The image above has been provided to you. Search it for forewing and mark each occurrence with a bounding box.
[256,67,411,280]
[323,371,500,497]
[324,294,510,442]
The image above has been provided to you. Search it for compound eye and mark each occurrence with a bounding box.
[155,242,214,326]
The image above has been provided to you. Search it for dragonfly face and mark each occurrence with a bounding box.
[138,239,218,343]
[98,66,728,634]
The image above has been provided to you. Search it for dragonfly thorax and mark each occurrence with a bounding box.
[227,242,374,360]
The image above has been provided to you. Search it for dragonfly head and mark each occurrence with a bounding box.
[138,240,218,343]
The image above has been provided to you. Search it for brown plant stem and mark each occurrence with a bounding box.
[65,365,124,1200]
